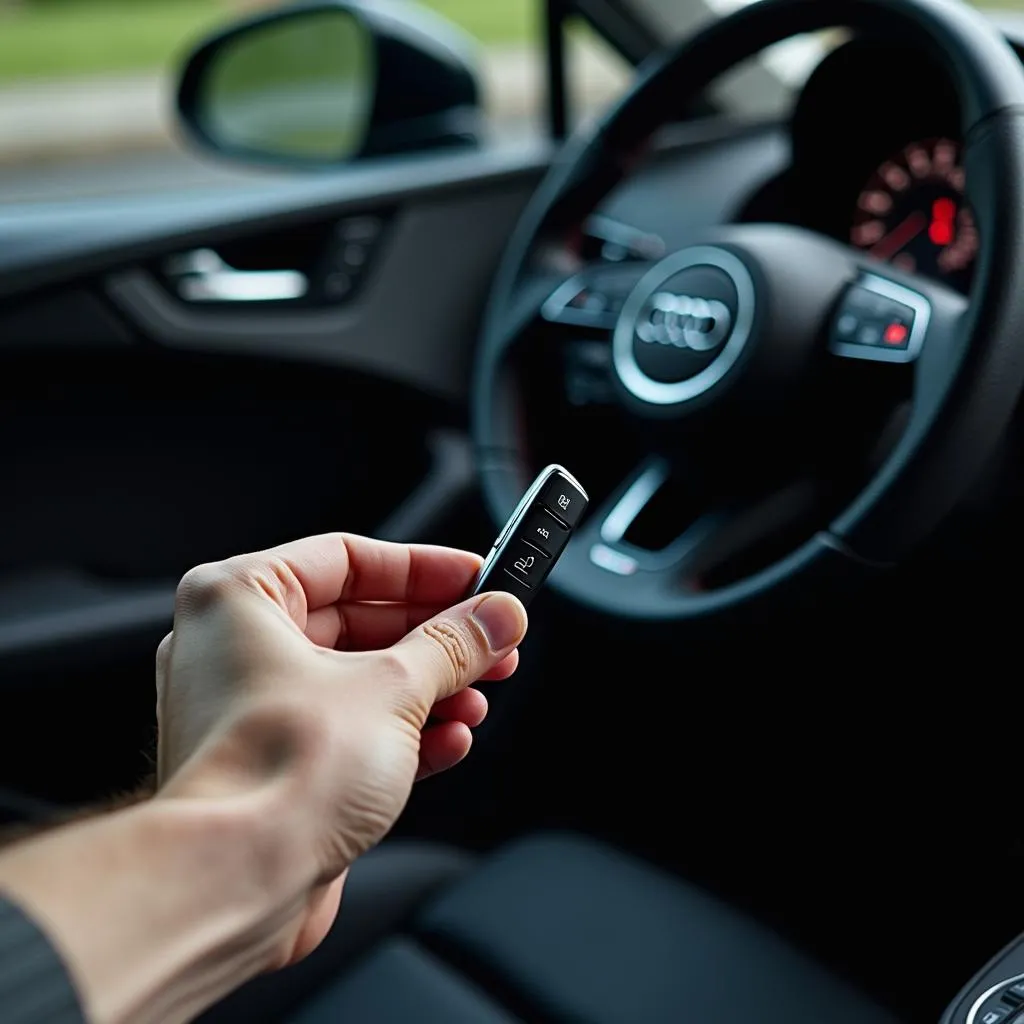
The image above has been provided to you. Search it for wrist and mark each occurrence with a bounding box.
[0,789,313,1024]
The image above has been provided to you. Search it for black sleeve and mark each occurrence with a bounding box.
[0,896,86,1023]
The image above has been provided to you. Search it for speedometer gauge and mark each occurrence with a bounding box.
[850,137,978,292]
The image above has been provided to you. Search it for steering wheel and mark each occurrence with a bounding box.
[472,0,1024,621]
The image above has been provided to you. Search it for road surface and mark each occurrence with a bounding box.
[0,147,300,203]
[0,116,540,204]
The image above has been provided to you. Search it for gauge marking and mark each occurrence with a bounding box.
[859,190,892,215]
[851,136,977,292]
[906,145,931,179]
[852,220,885,247]
[880,162,911,192]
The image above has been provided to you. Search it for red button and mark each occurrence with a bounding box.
[883,322,908,346]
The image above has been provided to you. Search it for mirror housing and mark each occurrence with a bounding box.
[176,0,483,167]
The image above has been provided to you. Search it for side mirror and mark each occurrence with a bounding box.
[175,0,483,167]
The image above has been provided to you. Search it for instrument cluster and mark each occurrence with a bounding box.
[742,34,977,292]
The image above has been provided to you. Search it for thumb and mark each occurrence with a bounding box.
[390,592,527,709]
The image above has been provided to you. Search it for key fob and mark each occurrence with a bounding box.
[471,465,589,607]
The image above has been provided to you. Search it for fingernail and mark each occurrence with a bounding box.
[472,593,527,651]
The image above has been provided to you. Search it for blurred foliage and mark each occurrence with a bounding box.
[0,0,532,82]
[0,0,1017,85]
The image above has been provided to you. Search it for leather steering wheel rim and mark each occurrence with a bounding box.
[472,0,1024,621]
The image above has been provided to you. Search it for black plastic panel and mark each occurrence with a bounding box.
[0,288,132,349]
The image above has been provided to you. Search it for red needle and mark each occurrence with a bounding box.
[869,210,928,261]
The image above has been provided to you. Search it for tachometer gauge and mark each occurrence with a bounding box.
[850,137,978,292]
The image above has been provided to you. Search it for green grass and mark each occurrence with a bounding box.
[0,0,532,84]
[0,0,1018,85]
[417,0,534,46]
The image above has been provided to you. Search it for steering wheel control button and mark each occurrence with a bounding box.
[1007,982,1024,1003]
[830,274,930,364]
[536,473,588,527]
[836,312,860,339]
[543,267,642,330]
[838,285,916,350]
[977,1007,1012,1024]
[521,504,570,558]
[856,322,882,346]
[614,246,756,407]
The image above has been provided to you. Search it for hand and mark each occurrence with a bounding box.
[154,533,527,967]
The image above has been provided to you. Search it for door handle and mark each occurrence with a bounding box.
[165,249,308,303]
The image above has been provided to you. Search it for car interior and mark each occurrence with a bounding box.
[3,0,1024,1020]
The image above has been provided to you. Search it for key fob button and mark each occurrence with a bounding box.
[537,474,587,527]
[471,465,588,608]
[501,538,547,586]
[521,504,570,558]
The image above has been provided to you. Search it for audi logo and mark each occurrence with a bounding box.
[635,292,732,352]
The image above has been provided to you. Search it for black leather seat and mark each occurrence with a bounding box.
[200,833,902,1024]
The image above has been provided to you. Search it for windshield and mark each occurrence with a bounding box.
[0,0,1018,204]
[627,0,1021,117]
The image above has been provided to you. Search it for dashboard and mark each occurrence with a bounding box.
[739,35,980,293]
[537,31,1006,303]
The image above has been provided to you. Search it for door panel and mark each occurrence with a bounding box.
[105,184,536,401]
[0,154,546,806]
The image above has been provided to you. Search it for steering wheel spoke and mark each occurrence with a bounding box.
[539,261,655,333]
[575,457,820,594]
[579,458,709,580]
[504,260,659,410]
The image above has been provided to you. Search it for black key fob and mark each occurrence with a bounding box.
[471,465,589,607]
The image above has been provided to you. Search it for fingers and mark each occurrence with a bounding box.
[284,877,346,967]
[265,534,482,609]
[305,599,525,671]
[481,649,519,682]
[432,687,488,728]
[417,721,473,780]
[175,535,485,645]
[305,601,446,651]
[155,632,173,681]
[389,592,527,709]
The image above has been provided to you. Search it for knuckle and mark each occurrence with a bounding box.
[156,631,173,663]
[248,555,300,613]
[373,651,428,728]
[374,650,413,689]
[155,632,173,677]
[175,561,237,612]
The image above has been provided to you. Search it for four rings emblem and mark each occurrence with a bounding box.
[635,292,733,353]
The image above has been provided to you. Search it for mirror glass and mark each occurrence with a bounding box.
[195,10,374,162]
